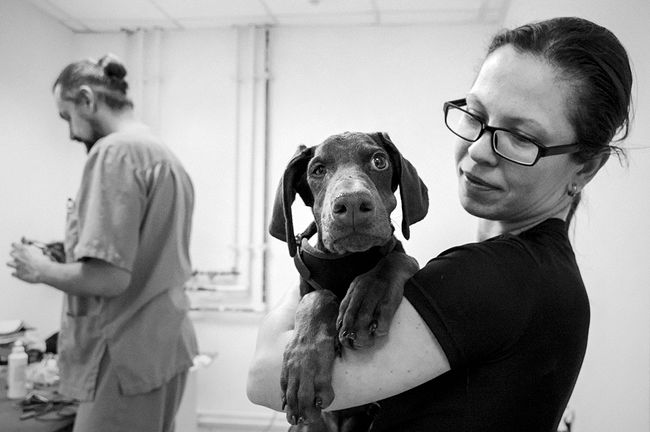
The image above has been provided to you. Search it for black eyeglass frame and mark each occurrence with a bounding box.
[443,98,581,166]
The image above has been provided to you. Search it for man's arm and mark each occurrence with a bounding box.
[8,242,130,298]
[246,284,450,412]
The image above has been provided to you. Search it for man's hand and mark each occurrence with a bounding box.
[7,240,52,284]
[7,239,130,297]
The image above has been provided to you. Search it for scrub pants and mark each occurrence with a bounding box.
[72,350,189,432]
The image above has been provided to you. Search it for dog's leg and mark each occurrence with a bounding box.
[288,411,339,432]
[282,289,340,426]
[337,246,419,348]
[338,403,381,432]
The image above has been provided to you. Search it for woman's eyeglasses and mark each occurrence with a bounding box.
[443,98,581,166]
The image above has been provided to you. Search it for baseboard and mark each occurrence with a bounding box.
[197,410,288,432]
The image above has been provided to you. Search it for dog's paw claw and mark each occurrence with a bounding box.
[334,338,343,357]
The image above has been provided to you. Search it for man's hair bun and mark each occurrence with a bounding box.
[98,54,127,80]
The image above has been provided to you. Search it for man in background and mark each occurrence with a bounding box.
[8,54,197,432]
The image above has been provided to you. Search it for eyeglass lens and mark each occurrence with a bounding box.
[493,132,538,165]
[446,106,538,165]
[445,106,481,141]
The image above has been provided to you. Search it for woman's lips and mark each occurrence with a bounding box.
[462,170,500,190]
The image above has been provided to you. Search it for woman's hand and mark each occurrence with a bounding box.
[7,240,52,284]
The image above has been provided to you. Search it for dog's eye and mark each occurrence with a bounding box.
[371,154,389,170]
[311,164,326,176]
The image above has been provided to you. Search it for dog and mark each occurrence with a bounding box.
[269,131,428,431]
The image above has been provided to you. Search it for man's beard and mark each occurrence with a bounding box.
[83,140,96,153]
[77,121,105,153]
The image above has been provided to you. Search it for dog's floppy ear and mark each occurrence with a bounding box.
[369,132,429,240]
[269,145,315,256]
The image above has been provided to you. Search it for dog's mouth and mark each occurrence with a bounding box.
[325,232,388,254]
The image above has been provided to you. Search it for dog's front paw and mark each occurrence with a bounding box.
[337,269,403,349]
[287,414,333,432]
[281,330,337,426]
[281,290,340,426]
[337,251,418,349]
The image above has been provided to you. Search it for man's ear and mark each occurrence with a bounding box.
[77,85,97,112]
[576,152,609,186]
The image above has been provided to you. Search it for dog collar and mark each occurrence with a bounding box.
[293,236,400,299]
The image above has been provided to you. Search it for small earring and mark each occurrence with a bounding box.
[567,183,579,197]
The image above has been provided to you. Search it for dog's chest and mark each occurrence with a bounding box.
[294,238,396,299]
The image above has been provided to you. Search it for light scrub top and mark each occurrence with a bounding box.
[58,125,198,401]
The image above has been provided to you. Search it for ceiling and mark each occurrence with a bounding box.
[27,0,511,32]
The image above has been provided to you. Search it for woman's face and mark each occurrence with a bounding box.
[454,45,583,226]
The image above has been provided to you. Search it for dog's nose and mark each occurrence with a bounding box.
[332,193,375,226]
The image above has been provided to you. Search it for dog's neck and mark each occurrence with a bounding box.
[294,235,399,299]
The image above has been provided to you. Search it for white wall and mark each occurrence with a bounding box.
[502,3,650,431]
[0,0,80,336]
[158,28,240,272]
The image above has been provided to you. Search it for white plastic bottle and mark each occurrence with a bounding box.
[7,340,28,399]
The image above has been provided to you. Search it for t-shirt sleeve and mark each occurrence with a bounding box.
[72,142,144,271]
[404,241,535,369]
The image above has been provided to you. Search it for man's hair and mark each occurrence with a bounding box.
[53,54,134,110]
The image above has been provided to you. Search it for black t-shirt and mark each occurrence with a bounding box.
[370,218,589,432]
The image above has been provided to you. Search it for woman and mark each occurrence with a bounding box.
[247,17,633,431]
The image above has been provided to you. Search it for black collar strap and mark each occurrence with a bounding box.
[293,236,399,298]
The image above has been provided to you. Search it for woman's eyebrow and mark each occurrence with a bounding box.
[466,94,548,136]
[505,117,551,142]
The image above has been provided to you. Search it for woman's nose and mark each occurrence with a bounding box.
[467,133,499,166]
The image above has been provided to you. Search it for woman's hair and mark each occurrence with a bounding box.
[53,54,133,110]
[486,17,633,224]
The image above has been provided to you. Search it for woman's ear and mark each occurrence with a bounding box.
[575,152,609,187]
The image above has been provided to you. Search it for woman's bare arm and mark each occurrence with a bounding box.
[247,285,450,412]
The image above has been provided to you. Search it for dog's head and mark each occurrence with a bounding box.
[270,132,428,257]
